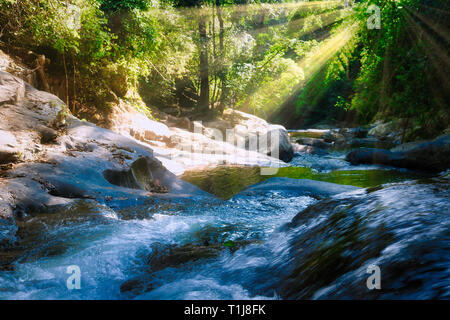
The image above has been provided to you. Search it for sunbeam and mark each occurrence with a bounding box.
[405,6,450,43]
[401,8,450,87]
[240,21,358,116]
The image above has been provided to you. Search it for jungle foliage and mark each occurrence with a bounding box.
[0,0,447,137]
[273,0,449,139]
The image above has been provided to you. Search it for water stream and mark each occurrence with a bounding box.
[0,150,448,300]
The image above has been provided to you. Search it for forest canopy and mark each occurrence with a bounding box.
[0,0,448,139]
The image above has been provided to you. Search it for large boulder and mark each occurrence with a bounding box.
[248,125,294,163]
[166,126,285,169]
[269,125,294,163]
[345,134,450,172]
[0,70,214,222]
[0,184,17,249]
[236,177,360,199]
[368,120,403,143]
[296,137,332,149]
[400,134,450,171]
[322,130,345,143]
[221,109,294,163]
[346,148,404,167]
[273,180,450,299]
[335,137,396,150]
[292,143,328,156]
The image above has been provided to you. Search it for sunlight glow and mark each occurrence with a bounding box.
[240,22,358,116]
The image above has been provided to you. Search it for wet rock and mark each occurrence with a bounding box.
[322,130,345,143]
[296,137,331,149]
[146,240,256,272]
[0,70,213,224]
[400,134,450,171]
[346,148,405,167]
[221,110,294,162]
[335,137,395,150]
[0,203,17,249]
[346,134,450,172]
[46,179,94,199]
[368,120,403,143]
[147,242,223,272]
[120,279,150,294]
[0,181,18,250]
[251,125,294,163]
[274,180,450,299]
[120,240,255,296]
[292,143,328,156]
[236,177,360,199]
[390,140,426,153]
[103,157,170,193]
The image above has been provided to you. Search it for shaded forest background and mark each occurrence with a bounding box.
[0,0,448,141]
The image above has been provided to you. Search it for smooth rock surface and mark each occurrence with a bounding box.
[273,180,450,299]
[296,137,331,149]
[235,177,360,199]
[0,71,214,246]
[346,134,450,172]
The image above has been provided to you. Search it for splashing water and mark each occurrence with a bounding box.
[0,189,315,300]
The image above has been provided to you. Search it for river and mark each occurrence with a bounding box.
[0,148,448,299]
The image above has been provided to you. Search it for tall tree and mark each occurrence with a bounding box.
[173,0,211,113]
[198,12,210,113]
[216,0,227,113]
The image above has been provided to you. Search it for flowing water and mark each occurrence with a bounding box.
[0,151,448,300]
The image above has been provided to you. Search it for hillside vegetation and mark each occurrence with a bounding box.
[0,0,448,140]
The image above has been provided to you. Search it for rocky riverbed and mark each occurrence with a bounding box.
[1,69,449,300]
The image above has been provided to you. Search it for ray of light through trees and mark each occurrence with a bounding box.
[0,0,447,138]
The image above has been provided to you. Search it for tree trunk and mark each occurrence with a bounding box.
[198,16,210,113]
[216,0,227,114]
